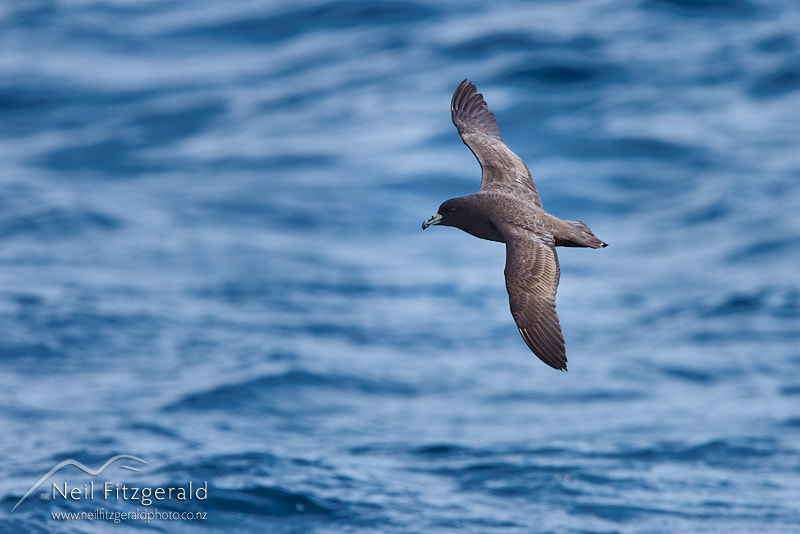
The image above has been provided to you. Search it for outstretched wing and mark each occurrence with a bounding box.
[451,80,542,208]
[497,222,565,370]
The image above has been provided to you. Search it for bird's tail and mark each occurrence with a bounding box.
[558,220,608,249]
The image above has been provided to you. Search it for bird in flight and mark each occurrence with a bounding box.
[423,80,607,370]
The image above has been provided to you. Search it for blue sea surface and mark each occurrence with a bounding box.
[1,0,800,532]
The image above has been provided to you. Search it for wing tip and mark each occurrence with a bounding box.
[518,326,568,371]
[450,79,503,142]
[451,79,475,115]
[542,355,568,371]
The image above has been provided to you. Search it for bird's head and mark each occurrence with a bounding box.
[422,197,473,230]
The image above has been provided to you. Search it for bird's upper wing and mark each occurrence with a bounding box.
[496,222,565,370]
[451,80,542,208]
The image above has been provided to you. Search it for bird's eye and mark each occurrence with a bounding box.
[447,207,456,212]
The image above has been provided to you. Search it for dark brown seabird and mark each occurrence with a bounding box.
[423,80,607,371]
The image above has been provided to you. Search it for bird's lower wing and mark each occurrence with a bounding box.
[499,225,566,370]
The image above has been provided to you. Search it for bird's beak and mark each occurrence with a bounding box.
[422,213,442,230]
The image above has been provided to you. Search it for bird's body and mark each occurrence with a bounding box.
[423,80,607,371]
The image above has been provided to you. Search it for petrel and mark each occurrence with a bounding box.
[423,80,607,370]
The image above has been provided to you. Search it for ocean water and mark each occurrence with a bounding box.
[1,0,799,532]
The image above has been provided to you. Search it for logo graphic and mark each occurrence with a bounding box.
[11,455,146,512]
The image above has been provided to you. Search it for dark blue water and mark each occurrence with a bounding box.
[2,0,799,532]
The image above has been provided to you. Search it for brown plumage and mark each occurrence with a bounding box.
[423,80,607,370]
